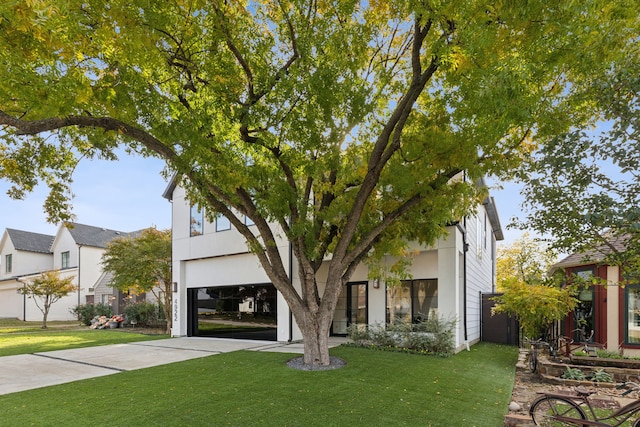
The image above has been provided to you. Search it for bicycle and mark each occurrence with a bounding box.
[526,338,558,373]
[530,381,640,426]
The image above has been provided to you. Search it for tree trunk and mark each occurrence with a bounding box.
[300,311,332,366]
[42,306,49,329]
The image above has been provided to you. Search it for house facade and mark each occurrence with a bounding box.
[0,223,142,321]
[554,237,640,355]
[165,182,504,352]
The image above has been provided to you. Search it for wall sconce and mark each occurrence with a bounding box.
[172,282,178,293]
[373,279,380,289]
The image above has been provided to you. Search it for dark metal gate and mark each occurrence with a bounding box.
[481,293,518,345]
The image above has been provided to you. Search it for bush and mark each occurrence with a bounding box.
[124,301,163,326]
[346,316,457,357]
[71,303,113,326]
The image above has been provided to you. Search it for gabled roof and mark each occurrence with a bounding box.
[553,234,630,269]
[5,229,54,254]
[64,223,135,248]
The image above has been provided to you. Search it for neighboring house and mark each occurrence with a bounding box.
[164,179,504,352]
[0,229,55,319]
[0,223,146,321]
[553,235,639,355]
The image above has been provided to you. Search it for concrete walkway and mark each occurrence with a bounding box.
[0,337,347,396]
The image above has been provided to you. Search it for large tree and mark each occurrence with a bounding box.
[101,228,172,334]
[18,270,77,329]
[0,1,636,365]
[516,55,640,281]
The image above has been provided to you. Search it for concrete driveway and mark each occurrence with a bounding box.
[0,337,344,396]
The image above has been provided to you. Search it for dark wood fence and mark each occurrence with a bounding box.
[481,293,518,345]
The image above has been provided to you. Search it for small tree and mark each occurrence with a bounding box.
[493,235,577,339]
[101,228,172,333]
[18,270,77,328]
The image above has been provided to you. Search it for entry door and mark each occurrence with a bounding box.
[332,282,368,335]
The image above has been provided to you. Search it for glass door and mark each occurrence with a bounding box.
[332,282,368,335]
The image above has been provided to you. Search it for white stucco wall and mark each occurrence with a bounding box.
[168,182,502,351]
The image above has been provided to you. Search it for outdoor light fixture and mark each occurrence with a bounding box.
[172,282,178,293]
[373,279,380,289]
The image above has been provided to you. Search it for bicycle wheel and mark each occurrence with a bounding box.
[530,396,587,426]
[528,349,538,373]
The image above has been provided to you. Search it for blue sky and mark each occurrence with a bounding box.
[0,150,172,236]
[1,150,526,246]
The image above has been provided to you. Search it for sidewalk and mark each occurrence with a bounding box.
[0,337,347,396]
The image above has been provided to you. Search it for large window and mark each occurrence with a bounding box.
[61,251,70,269]
[386,279,437,324]
[190,204,204,236]
[626,286,640,345]
[5,254,11,273]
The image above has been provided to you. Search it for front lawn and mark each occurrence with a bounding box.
[0,343,517,426]
[0,319,168,357]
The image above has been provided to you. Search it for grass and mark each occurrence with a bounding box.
[0,342,517,426]
[0,319,168,357]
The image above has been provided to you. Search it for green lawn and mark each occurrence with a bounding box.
[0,319,168,357]
[0,343,517,426]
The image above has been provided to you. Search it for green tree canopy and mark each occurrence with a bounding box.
[0,1,636,365]
[496,233,557,290]
[18,270,77,329]
[101,228,172,333]
[515,55,640,280]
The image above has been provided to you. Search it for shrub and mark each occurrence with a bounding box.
[71,303,113,326]
[346,316,456,357]
[124,301,162,326]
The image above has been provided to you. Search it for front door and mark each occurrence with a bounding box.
[332,282,368,335]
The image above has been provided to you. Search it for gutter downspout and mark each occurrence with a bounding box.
[288,242,293,342]
[457,218,469,351]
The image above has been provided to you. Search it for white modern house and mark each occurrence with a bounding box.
[164,179,504,352]
[0,223,142,321]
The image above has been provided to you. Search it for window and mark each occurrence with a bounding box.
[215,214,231,231]
[386,279,437,324]
[245,215,255,226]
[61,251,70,269]
[5,254,12,273]
[626,286,640,345]
[190,204,204,236]
[476,216,483,259]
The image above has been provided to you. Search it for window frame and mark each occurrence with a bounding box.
[61,251,70,269]
[5,253,12,273]
[624,284,640,346]
[386,278,438,325]
[190,204,204,236]
[215,214,231,232]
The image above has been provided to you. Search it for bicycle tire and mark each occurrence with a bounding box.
[530,396,588,426]
[528,349,538,373]
[633,417,640,427]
